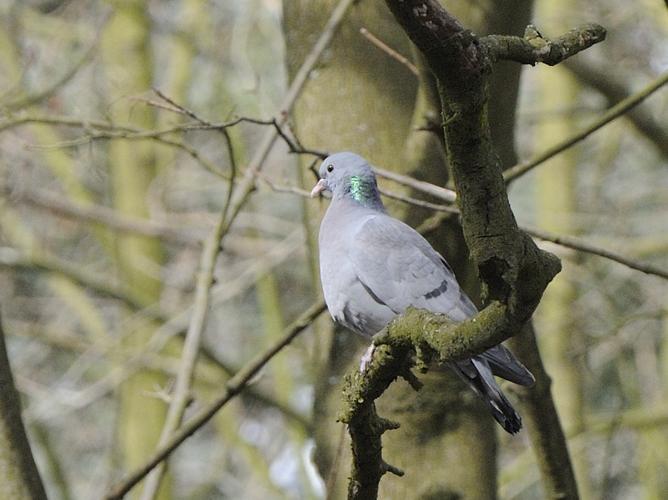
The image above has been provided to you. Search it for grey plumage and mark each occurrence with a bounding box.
[312,152,534,434]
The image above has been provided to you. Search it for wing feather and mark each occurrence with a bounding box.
[347,214,534,386]
[347,215,469,320]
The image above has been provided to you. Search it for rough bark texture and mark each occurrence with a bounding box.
[337,1,605,497]
[376,4,536,499]
[0,312,48,500]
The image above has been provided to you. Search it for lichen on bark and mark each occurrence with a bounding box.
[339,2,607,498]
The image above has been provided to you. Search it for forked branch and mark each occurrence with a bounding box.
[340,1,608,498]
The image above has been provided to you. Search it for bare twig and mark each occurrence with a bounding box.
[373,165,457,203]
[504,71,668,182]
[0,115,227,178]
[524,226,668,280]
[359,27,419,76]
[377,187,458,214]
[104,300,326,500]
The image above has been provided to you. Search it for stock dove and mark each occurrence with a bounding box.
[311,152,534,434]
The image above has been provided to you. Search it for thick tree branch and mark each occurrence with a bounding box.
[484,24,606,66]
[385,0,561,310]
[336,1,611,497]
[341,303,525,500]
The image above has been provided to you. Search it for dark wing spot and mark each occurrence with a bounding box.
[424,279,448,299]
[360,281,387,306]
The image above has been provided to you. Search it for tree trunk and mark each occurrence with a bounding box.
[0,312,48,500]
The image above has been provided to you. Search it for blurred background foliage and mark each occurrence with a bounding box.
[0,0,666,499]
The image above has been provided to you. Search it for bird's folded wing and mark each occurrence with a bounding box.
[346,215,470,320]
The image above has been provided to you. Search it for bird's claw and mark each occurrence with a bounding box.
[359,344,376,373]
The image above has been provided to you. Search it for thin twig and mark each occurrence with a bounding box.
[524,226,668,280]
[359,27,419,76]
[504,71,668,183]
[129,1,356,497]
[139,89,240,500]
[564,59,668,159]
[104,300,326,500]
[1,115,227,178]
[373,166,457,203]
[378,187,458,214]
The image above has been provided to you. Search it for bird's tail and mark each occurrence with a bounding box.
[453,357,523,434]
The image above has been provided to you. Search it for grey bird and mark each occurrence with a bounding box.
[311,152,534,434]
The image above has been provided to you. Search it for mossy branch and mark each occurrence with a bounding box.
[340,302,538,500]
[339,1,608,498]
[484,24,606,66]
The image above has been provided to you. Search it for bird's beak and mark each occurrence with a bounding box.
[310,179,327,198]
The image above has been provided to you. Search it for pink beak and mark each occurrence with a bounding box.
[310,179,327,198]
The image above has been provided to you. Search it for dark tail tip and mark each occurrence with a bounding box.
[487,397,522,434]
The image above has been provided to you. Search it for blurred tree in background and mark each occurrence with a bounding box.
[0,1,666,499]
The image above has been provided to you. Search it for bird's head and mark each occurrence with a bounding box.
[310,152,379,204]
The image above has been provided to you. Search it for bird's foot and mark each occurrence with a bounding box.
[359,344,376,373]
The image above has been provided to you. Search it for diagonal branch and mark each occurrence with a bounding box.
[524,226,668,280]
[564,59,668,158]
[504,70,668,182]
[104,300,326,500]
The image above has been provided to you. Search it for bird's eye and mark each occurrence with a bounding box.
[326,164,334,173]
